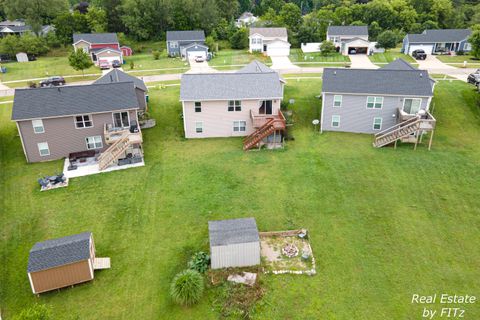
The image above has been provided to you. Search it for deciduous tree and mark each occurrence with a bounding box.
[68,49,93,76]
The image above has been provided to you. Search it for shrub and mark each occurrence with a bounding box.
[152,50,160,60]
[320,41,336,56]
[457,50,465,56]
[13,304,52,320]
[170,269,204,306]
[129,60,135,69]
[187,251,210,273]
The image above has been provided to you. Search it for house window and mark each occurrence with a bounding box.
[170,42,178,48]
[464,43,472,51]
[195,121,203,133]
[259,100,273,114]
[233,120,246,132]
[85,136,103,150]
[113,112,129,128]
[195,102,202,113]
[373,117,382,130]
[331,115,340,128]
[32,119,44,134]
[333,95,342,107]
[228,100,241,112]
[37,142,50,156]
[366,96,383,109]
[75,115,93,128]
[251,38,261,44]
[403,98,422,114]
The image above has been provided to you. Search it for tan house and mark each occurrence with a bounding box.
[249,28,290,56]
[73,33,122,66]
[27,232,107,294]
[180,61,286,150]
[11,81,144,171]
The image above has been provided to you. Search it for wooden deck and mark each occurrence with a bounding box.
[93,257,111,270]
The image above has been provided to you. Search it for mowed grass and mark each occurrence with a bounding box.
[369,49,416,64]
[289,48,350,65]
[1,80,480,319]
[209,49,271,67]
[436,55,480,68]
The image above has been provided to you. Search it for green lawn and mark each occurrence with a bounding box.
[436,55,480,68]
[289,48,350,65]
[1,80,480,319]
[209,50,271,67]
[369,50,416,64]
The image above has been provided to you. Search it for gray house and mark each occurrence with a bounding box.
[321,59,435,137]
[402,29,472,55]
[166,30,208,59]
[209,218,261,269]
[11,82,143,167]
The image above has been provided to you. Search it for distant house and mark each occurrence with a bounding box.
[180,61,286,150]
[209,218,261,269]
[321,59,437,148]
[73,33,122,66]
[236,12,258,27]
[166,30,208,60]
[11,82,144,168]
[27,232,96,294]
[402,29,472,55]
[326,26,372,55]
[249,27,290,56]
[0,20,53,37]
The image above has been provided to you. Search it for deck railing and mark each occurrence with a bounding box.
[250,109,286,128]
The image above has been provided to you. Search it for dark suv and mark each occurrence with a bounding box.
[40,76,66,87]
[112,60,122,68]
[412,49,427,60]
[467,70,480,86]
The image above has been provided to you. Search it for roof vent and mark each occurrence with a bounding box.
[334,70,337,75]
[420,73,423,78]
[110,74,113,82]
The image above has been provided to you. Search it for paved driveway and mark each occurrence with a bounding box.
[186,58,216,74]
[415,55,475,81]
[348,54,379,69]
[270,56,299,71]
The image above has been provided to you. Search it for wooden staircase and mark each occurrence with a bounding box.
[98,132,142,171]
[243,111,286,150]
[373,113,436,149]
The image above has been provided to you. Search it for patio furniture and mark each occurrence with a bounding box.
[69,150,96,162]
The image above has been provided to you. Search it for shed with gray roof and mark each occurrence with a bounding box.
[27,232,96,294]
[209,218,261,269]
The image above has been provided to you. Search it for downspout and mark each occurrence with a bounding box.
[320,92,325,133]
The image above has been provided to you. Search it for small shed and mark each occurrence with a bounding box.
[121,46,133,56]
[16,52,28,63]
[209,218,260,269]
[27,232,97,294]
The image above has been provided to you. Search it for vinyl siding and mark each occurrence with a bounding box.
[168,40,206,56]
[211,242,261,269]
[29,260,93,294]
[322,93,430,134]
[17,109,137,163]
[183,99,281,138]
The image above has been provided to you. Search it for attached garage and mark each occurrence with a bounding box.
[95,48,123,65]
[342,38,371,55]
[266,40,291,57]
[183,43,209,60]
[209,218,261,269]
[408,44,434,55]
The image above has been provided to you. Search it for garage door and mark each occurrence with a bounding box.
[187,50,206,59]
[267,46,290,57]
[409,44,434,55]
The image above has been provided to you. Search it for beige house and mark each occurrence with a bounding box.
[180,61,286,150]
[249,28,290,56]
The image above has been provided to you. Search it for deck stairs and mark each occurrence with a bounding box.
[98,132,142,170]
[243,114,286,150]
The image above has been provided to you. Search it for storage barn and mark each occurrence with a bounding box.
[27,232,96,294]
[209,218,261,269]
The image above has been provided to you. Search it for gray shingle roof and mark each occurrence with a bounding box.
[12,82,139,121]
[180,61,283,101]
[0,25,31,32]
[73,33,119,44]
[237,60,274,73]
[209,218,259,246]
[166,30,205,41]
[322,67,434,97]
[94,69,148,91]
[407,29,471,43]
[28,232,92,273]
[327,26,368,36]
[250,27,287,38]
[381,58,417,71]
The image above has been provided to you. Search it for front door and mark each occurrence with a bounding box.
[263,44,267,52]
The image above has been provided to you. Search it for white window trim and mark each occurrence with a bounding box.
[195,121,203,133]
[170,41,178,48]
[366,96,384,109]
[331,115,340,128]
[85,136,103,150]
[32,119,44,134]
[233,120,247,132]
[194,101,202,113]
[333,95,342,107]
[74,114,93,129]
[228,100,242,112]
[112,111,130,128]
[403,98,422,115]
[373,117,383,130]
[37,142,50,156]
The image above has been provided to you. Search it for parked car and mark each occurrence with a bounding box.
[40,76,66,87]
[467,70,480,86]
[348,48,357,55]
[99,60,110,70]
[194,56,205,63]
[412,49,427,60]
[112,60,122,68]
